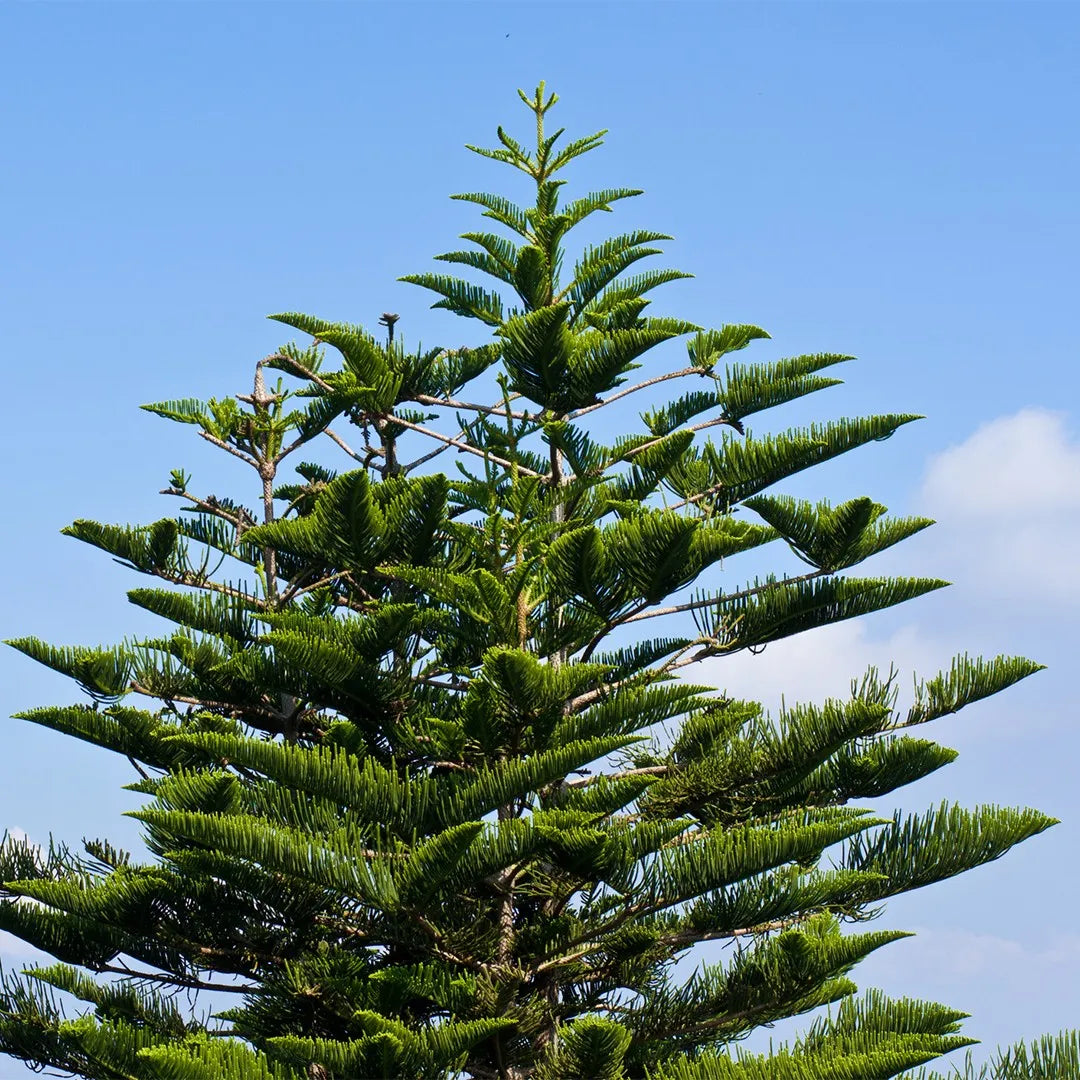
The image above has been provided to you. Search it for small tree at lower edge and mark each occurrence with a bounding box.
[1,84,1075,1080]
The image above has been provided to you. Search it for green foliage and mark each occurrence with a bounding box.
[0,82,1068,1080]
[906,1029,1080,1080]
[847,802,1057,895]
[744,494,934,571]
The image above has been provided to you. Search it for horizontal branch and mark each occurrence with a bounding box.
[613,415,736,467]
[657,916,801,950]
[270,350,335,393]
[387,414,545,478]
[569,367,709,420]
[323,426,382,466]
[412,675,467,692]
[149,569,269,609]
[198,430,258,468]
[91,960,256,994]
[414,393,530,421]
[159,488,251,531]
[620,569,825,626]
[128,681,287,728]
[561,765,670,788]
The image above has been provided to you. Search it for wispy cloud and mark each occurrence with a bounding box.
[917,408,1080,604]
[3,827,39,855]
[862,925,1080,983]
[700,618,941,715]
[699,408,1077,717]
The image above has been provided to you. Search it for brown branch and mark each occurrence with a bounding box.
[412,676,467,692]
[579,598,650,663]
[197,430,258,467]
[279,569,354,607]
[92,961,256,994]
[403,391,532,474]
[387,414,544,478]
[333,593,369,612]
[611,415,736,467]
[665,644,727,672]
[535,894,802,979]
[567,676,633,714]
[314,913,483,972]
[155,569,268,609]
[657,638,713,675]
[667,482,728,513]
[278,423,333,461]
[313,913,369,941]
[561,765,670,789]
[529,899,648,975]
[271,351,334,393]
[567,550,821,674]
[128,681,285,727]
[259,465,277,601]
[568,367,710,420]
[413,914,487,972]
[620,569,826,627]
[402,441,452,473]
[159,489,249,530]
[126,755,150,781]
[657,916,799,950]
[532,942,603,974]
[322,426,374,464]
[414,393,530,421]
[567,637,709,713]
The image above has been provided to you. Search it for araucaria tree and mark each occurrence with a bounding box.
[1,85,1075,1080]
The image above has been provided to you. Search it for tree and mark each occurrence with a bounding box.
[0,83,1072,1080]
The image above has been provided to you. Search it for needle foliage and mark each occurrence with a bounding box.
[1,85,1072,1080]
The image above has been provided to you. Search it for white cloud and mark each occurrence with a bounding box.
[689,409,1080,725]
[921,409,1080,515]
[687,410,1078,1058]
[698,618,943,717]
[737,927,1080,1057]
[697,408,1079,713]
[861,925,1080,984]
[4,827,36,851]
[916,408,1080,603]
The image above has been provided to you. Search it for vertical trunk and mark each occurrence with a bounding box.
[260,465,277,601]
[549,435,568,672]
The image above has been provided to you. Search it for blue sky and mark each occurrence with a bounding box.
[2,1,1078,1073]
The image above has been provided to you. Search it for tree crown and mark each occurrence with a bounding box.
[0,83,1065,1080]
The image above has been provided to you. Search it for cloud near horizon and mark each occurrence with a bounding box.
[857,924,1080,1002]
[703,408,1078,715]
[916,407,1080,605]
[699,619,942,716]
